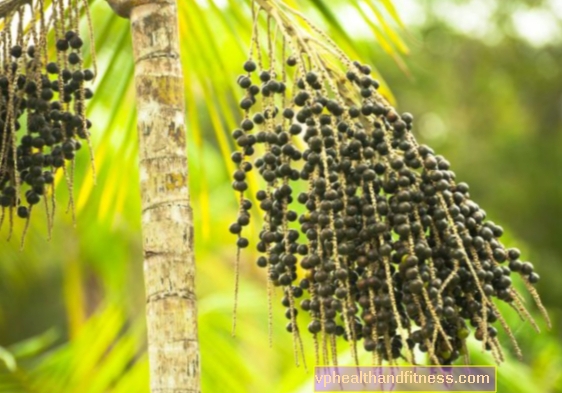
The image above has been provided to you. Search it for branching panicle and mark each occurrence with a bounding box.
[0,0,96,243]
[228,0,547,367]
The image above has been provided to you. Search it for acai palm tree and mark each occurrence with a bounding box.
[0,1,558,392]
[0,0,408,391]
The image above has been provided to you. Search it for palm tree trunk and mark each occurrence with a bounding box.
[106,1,200,392]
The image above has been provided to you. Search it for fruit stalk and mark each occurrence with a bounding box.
[0,0,28,19]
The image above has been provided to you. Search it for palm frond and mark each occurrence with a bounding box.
[0,305,146,393]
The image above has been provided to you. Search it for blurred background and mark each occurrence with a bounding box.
[0,0,561,392]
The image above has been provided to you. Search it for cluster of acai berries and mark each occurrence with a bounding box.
[0,30,93,222]
[228,45,545,367]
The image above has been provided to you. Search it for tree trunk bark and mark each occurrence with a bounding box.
[106,1,200,392]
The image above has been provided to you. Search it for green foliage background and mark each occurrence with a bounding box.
[0,0,561,392]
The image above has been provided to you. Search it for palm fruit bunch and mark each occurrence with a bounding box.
[228,0,549,367]
[0,0,95,242]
